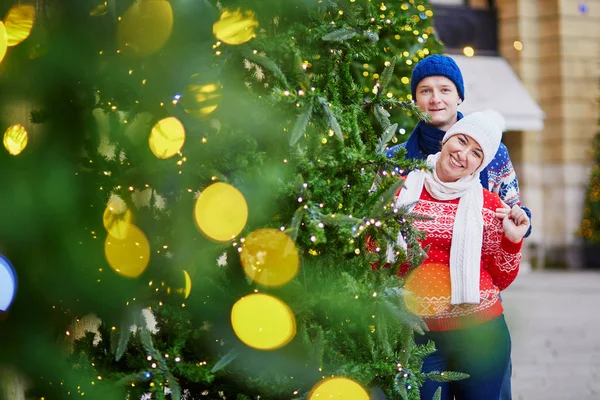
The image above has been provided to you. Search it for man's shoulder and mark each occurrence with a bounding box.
[492,142,511,162]
[486,142,514,173]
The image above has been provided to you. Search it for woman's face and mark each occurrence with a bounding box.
[436,134,484,182]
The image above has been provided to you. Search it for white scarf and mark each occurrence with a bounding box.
[395,153,484,305]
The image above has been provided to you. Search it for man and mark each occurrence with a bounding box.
[386,54,531,400]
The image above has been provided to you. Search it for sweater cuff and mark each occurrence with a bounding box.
[501,235,523,253]
[522,206,533,238]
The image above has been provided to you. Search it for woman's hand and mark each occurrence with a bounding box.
[495,202,510,220]
[501,205,530,243]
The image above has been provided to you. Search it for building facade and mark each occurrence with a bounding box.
[431,0,600,268]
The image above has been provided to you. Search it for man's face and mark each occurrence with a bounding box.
[415,76,461,132]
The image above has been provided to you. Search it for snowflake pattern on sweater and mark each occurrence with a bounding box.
[401,187,522,331]
[483,143,520,208]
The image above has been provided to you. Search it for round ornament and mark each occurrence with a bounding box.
[4,5,35,46]
[240,228,299,287]
[3,124,28,155]
[183,270,192,299]
[213,8,258,45]
[193,183,248,242]
[116,0,173,57]
[103,196,133,239]
[0,254,17,312]
[0,22,7,64]
[181,77,222,119]
[104,225,151,278]
[231,293,296,350]
[403,263,452,317]
[308,377,369,400]
[148,117,186,159]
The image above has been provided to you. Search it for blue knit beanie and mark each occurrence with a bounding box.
[411,54,465,100]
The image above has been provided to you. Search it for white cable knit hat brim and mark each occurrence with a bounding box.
[442,110,506,175]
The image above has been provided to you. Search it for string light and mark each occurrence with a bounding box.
[513,41,523,51]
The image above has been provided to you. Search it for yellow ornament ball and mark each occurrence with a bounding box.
[90,2,109,16]
[0,22,8,65]
[183,270,192,299]
[104,225,151,278]
[403,263,452,317]
[102,197,133,240]
[308,377,370,400]
[148,117,186,159]
[4,5,35,47]
[213,8,258,45]
[193,182,248,242]
[231,293,296,350]
[181,77,221,119]
[3,124,28,156]
[240,228,299,287]
[116,0,173,57]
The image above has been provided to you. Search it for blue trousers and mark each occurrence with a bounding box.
[415,315,511,400]
[499,296,512,400]
[500,358,512,400]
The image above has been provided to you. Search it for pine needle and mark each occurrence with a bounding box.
[289,103,314,146]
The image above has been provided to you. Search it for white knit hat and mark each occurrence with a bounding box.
[442,110,506,175]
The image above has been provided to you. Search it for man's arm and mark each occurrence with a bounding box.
[485,143,532,238]
[385,142,407,159]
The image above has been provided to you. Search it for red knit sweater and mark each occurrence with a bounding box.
[400,187,522,332]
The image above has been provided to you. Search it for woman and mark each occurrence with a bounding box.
[395,110,530,400]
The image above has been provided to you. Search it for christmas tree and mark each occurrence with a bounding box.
[0,0,465,399]
[578,113,600,244]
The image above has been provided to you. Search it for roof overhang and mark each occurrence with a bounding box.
[450,55,546,131]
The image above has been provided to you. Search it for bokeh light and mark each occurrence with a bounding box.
[463,46,475,57]
[102,195,133,239]
[240,228,299,287]
[231,293,296,350]
[117,0,173,57]
[4,5,35,46]
[183,270,192,299]
[3,124,28,155]
[513,41,523,51]
[0,254,17,312]
[193,182,248,242]
[308,377,370,400]
[403,263,451,317]
[148,117,186,159]
[90,2,109,16]
[213,8,258,45]
[0,22,8,65]
[105,225,151,278]
[181,76,221,118]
